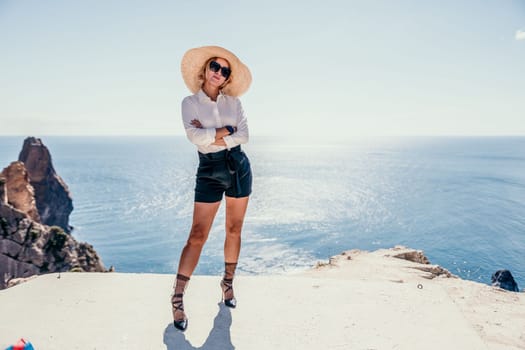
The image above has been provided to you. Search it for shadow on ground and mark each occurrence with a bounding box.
[163,303,234,350]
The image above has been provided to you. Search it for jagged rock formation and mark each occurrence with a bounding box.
[18,137,73,232]
[1,162,40,222]
[391,249,430,265]
[492,269,520,292]
[0,204,105,289]
[0,177,6,203]
[0,137,106,289]
[313,246,456,281]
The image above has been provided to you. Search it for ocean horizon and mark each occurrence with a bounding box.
[1,135,524,288]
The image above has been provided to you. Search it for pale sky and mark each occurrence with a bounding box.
[1,0,524,139]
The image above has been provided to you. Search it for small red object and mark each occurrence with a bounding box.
[5,338,34,350]
[12,338,28,350]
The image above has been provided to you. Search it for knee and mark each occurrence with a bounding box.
[187,225,209,246]
[226,221,243,237]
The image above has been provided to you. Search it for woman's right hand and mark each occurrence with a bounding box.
[190,119,203,128]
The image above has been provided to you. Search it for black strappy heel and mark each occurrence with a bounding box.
[172,293,188,331]
[220,278,237,308]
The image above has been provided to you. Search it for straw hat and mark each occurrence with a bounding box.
[181,46,252,97]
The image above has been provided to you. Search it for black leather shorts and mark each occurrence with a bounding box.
[195,146,252,203]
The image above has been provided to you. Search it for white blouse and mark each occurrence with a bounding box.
[181,89,249,154]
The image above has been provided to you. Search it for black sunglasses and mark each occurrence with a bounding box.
[209,60,231,79]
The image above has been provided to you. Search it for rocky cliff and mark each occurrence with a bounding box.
[0,137,105,289]
[18,137,73,232]
[1,161,40,222]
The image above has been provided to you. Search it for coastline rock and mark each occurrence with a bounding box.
[311,246,456,281]
[1,162,40,222]
[391,248,430,264]
[0,201,106,289]
[492,269,520,292]
[18,137,73,232]
[0,176,7,204]
[0,137,106,289]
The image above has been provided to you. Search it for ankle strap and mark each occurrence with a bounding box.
[177,274,190,282]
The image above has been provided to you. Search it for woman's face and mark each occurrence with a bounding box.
[205,57,230,88]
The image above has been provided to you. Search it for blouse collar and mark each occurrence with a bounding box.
[197,89,225,103]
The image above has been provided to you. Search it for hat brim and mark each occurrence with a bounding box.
[181,46,252,97]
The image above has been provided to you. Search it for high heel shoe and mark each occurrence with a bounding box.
[171,293,188,331]
[220,278,237,308]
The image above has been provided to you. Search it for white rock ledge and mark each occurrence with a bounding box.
[0,246,524,350]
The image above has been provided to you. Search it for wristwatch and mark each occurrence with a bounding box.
[225,125,235,135]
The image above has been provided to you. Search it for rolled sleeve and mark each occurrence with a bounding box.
[181,97,216,146]
[229,98,249,145]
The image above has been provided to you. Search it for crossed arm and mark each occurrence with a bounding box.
[190,119,237,147]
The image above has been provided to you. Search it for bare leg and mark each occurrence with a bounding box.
[221,196,249,304]
[178,201,221,277]
[173,201,221,325]
[224,196,249,263]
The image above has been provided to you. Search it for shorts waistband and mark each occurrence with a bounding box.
[198,145,241,161]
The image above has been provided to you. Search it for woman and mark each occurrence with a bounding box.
[171,46,253,332]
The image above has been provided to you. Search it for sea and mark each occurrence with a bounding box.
[1,136,524,288]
